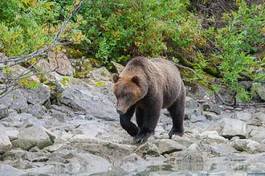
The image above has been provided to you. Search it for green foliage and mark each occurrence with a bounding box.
[0,0,84,57]
[79,0,193,65]
[213,1,265,101]
[18,78,40,89]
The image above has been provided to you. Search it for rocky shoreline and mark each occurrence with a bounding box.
[0,67,265,176]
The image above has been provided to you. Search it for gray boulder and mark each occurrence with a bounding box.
[14,126,54,150]
[219,118,247,139]
[60,84,118,121]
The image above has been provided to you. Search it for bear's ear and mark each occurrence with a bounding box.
[112,73,119,83]
[131,76,140,87]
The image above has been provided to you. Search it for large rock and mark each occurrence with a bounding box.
[14,126,54,150]
[219,118,247,139]
[60,84,118,121]
[0,133,12,153]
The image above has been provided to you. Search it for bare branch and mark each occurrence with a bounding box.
[0,0,84,67]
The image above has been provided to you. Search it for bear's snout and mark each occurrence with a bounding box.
[116,109,125,115]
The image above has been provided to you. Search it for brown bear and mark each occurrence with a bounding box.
[113,56,185,143]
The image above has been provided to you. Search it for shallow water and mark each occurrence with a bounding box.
[91,163,265,176]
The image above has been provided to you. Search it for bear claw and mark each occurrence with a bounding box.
[168,128,184,139]
[134,132,152,144]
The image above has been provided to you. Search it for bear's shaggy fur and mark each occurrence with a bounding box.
[113,56,185,143]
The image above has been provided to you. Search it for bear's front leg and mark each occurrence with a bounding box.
[134,104,161,144]
[119,106,139,137]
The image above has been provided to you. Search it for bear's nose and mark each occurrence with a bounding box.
[116,109,124,115]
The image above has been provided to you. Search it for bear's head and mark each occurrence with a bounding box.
[112,73,147,115]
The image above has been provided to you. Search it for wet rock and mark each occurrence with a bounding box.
[168,143,206,171]
[0,164,25,176]
[60,84,118,121]
[119,153,165,174]
[219,118,247,139]
[0,104,8,119]
[154,139,185,155]
[135,142,160,157]
[0,133,12,153]
[48,51,74,76]
[22,84,50,105]
[199,131,227,143]
[14,126,54,150]
[231,139,265,154]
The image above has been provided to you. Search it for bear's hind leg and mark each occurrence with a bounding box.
[120,106,139,137]
[167,92,185,139]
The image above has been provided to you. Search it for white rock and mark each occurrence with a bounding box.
[220,118,247,139]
